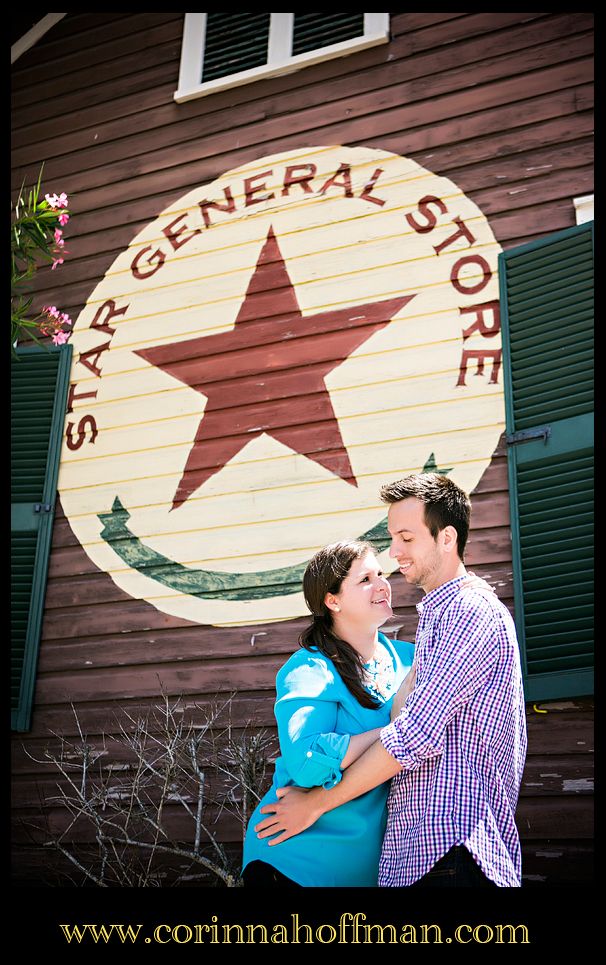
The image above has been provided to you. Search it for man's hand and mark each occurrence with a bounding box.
[390,663,416,721]
[255,742,402,844]
[255,786,324,845]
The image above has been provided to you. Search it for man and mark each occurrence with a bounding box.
[256,473,528,887]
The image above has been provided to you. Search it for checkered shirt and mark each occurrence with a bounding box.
[379,576,527,887]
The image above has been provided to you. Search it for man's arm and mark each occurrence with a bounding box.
[256,592,502,845]
[255,739,401,845]
[340,728,382,768]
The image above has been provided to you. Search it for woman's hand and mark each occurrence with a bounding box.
[460,571,496,595]
[255,786,324,845]
[390,663,416,721]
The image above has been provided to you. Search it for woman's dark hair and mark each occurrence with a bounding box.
[299,540,381,709]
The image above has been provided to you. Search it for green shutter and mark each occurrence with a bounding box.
[292,13,365,56]
[202,13,271,82]
[499,223,593,701]
[11,344,72,732]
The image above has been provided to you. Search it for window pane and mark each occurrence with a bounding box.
[292,13,365,56]
[202,13,271,82]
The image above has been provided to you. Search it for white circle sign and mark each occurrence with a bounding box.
[59,146,504,627]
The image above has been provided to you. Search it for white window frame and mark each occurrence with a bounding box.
[175,13,390,103]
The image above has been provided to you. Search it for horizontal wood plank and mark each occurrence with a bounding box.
[515,795,593,839]
[521,841,593,885]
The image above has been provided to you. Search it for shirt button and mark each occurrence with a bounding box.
[306,751,312,758]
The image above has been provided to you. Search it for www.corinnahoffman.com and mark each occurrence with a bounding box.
[59,914,531,945]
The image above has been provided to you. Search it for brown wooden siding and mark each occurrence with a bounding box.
[11,11,593,887]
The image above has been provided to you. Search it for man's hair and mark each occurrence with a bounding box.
[380,473,471,559]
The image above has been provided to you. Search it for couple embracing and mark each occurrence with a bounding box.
[242,472,527,888]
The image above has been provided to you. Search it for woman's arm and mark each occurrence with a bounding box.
[274,656,388,786]
[274,656,356,788]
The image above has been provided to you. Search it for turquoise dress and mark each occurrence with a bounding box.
[242,632,415,886]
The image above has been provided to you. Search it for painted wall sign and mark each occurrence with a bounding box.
[59,146,504,627]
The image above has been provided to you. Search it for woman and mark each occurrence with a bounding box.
[241,539,416,887]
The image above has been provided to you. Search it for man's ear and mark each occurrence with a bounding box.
[442,525,459,555]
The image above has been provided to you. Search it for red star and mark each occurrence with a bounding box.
[136,227,416,510]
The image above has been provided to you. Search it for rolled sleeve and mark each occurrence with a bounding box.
[380,594,500,769]
[274,655,351,789]
[291,731,350,789]
[380,710,439,770]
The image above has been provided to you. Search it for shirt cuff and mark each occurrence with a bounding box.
[296,733,350,789]
[380,718,418,769]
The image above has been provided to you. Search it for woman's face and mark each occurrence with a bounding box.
[326,551,392,627]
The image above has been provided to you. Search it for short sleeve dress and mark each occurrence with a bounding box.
[242,632,415,886]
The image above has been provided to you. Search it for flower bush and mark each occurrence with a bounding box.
[11,167,73,353]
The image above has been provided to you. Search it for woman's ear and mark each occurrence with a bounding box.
[324,592,340,613]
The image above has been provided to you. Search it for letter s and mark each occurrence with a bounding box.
[66,415,98,450]
[405,195,448,233]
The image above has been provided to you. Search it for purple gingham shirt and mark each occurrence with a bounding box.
[379,576,527,887]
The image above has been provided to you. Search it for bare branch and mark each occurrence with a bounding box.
[44,841,109,888]
[23,694,272,887]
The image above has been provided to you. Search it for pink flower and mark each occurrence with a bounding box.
[58,213,70,226]
[54,228,64,245]
[51,257,64,270]
[38,303,71,342]
[45,191,69,210]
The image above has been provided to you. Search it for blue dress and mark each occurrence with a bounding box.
[242,632,415,886]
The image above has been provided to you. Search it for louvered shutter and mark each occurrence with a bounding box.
[499,222,593,701]
[202,13,271,82]
[292,13,365,56]
[11,344,72,732]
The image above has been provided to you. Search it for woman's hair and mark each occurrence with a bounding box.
[299,540,381,709]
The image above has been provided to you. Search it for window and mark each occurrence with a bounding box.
[175,12,390,102]
[499,223,593,702]
[11,344,72,732]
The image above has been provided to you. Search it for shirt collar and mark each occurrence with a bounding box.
[415,575,467,615]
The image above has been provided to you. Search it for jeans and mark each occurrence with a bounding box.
[242,860,303,888]
[409,846,497,888]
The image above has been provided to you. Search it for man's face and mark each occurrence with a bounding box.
[387,497,444,593]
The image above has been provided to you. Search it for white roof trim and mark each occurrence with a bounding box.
[11,13,68,64]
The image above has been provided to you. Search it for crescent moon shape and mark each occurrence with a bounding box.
[98,496,391,601]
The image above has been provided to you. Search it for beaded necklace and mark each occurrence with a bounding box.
[362,641,395,701]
